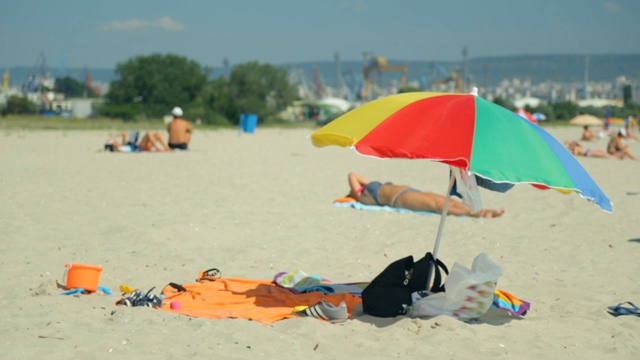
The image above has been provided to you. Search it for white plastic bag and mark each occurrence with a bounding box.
[451,167,484,214]
[408,253,503,321]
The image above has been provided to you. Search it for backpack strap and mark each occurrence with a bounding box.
[426,253,448,293]
[408,252,449,293]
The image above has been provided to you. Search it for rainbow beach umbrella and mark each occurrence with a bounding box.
[310,90,612,284]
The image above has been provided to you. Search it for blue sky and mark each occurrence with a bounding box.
[1,0,639,69]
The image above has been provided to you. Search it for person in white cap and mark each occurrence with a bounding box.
[167,106,192,150]
[607,129,636,160]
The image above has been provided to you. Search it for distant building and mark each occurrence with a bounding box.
[513,96,543,108]
[69,98,103,118]
[577,98,623,107]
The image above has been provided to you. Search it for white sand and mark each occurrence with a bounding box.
[1,126,639,359]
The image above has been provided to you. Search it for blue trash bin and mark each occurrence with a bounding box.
[239,113,247,133]
[239,113,258,134]
[244,114,257,133]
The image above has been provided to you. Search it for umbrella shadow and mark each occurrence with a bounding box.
[628,238,640,244]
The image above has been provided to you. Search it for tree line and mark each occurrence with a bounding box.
[99,53,297,125]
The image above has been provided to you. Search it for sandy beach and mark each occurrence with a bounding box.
[1,125,639,359]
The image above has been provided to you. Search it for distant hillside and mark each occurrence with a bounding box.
[4,54,639,89]
[278,54,640,89]
[470,54,640,84]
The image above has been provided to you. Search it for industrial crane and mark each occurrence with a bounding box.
[429,62,463,93]
[362,55,408,100]
[2,69,9,90]
[312,64,326,98]
[342,68,364,101]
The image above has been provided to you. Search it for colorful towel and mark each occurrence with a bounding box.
[160,278,362,325]
[491,289,531,316]
[273,270,369,295]
[333,199,439,215]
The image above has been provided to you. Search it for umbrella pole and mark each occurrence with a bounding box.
[426,169,455,291]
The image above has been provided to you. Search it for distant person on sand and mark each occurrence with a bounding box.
[167,107,193,150]
[607,129,636,160]
[581,125,597,142]
[621,118,639,141]
[565,141,613,159]
[104,131,172,152]
[346,172,505,218]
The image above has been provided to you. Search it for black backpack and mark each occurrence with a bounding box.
[362,252,448,318]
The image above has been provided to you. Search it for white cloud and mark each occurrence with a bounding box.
[603,1,620,13]
[99,16,185,32]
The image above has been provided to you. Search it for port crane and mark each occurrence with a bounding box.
[312,64,326,98]
[362,54,408,100]
[429,62,463,93]
[341,68,364,101]
[2,69,9,90]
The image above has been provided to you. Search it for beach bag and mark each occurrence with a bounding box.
[408,253,503,321]
[362,252,448,318]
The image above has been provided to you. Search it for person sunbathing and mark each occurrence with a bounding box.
[565,141,614,159]
[346,172,505,218]
[104,131,173,152]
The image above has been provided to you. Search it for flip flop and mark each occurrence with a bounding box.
[607,301,640,317]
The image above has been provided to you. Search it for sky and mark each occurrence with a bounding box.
[1,0,639,69]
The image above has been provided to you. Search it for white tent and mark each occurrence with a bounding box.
[317,97,352,113]
[513,96,542,109]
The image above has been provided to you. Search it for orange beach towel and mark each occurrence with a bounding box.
[160,278,362,325]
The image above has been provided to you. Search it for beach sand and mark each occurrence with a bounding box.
[1,126,639,359]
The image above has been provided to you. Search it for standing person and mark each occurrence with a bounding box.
[167,106,193,150]
[604,107,612,131]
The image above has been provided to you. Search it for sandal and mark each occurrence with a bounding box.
[116,287,163,308]
[197,268,221,282]
[607,301,640,317]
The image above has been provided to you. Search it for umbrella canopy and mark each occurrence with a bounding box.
[311,91,611,212]
[311,91,612,285]
[569,114,603,126]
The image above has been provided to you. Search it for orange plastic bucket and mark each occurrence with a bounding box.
[64,264,103,292]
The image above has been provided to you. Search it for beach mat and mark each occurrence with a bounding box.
[333,198,439,216]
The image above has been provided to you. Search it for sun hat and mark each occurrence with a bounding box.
[619,128,627,137]
[172,107,183,117]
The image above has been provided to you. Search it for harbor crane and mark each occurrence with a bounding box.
[362,54,408,100]
[429,62,463,93]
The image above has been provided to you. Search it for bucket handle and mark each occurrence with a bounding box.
[62,264,72,288]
